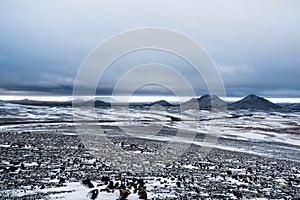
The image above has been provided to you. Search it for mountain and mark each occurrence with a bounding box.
[94,97,118,104]
[149,100,173,107]
[94,100,110,107]
[128,100,174,108]
[183,94,227,110]
[228,94,281,110]
[73,100,110,107]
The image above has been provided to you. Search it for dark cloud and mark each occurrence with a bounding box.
[0,0,299,98]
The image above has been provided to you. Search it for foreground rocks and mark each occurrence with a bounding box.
[0,131,299,199]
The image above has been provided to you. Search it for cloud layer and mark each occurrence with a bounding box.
[0,0,299,97]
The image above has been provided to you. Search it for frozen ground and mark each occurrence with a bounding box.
[0,102,299,199]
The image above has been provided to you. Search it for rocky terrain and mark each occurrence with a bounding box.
[0,99,300,199]
[0,126,299,199]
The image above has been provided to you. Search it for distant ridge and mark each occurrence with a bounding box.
[6,99,72,107]
[128,100,174,108]
[183,94,227,110]
[228,94,281,110]
[72,100,110,107]
[5,99,110,107]
[286,103,300,110]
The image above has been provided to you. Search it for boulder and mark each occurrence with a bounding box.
[82,178,94,188]
[138,187,148,199]
[119,188,131,200]
[88,189,99,200]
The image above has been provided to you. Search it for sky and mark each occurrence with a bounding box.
[0,0,300,100]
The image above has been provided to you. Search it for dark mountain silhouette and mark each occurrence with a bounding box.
[276,103,292,108]
[228,94,281,110]
[94,97,116,103]
[149,100,173,107]
[5,99,110,107]
[183,94,227,110]
[128,100,175,108]
[2,95,296,111]
[7,99,72,107]
[73,100,110,107]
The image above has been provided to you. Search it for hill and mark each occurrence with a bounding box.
[73,100,110,107]
[228,94,281,110]
[183,94,227,110]
[149,100,173,107]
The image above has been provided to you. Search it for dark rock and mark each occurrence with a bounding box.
[120,183,126,190]
[11,160,20,165]
[233,190,243,198]
[99,188,112,193]
[9,166,18,172]
[119,189,131,200]
[169,115,181,121]
[88,189,99,200]
[101,176,110,183]
[107,181,114,189]
[60,166,65,171]
[138,179,145,188]
[20,163,25,169]
[59,177,65,184]
[138,187,148,199]
[82,178,94,188]
[246,167,253,174]
[114,182,119,189]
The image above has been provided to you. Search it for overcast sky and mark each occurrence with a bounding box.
[0,0,299,98]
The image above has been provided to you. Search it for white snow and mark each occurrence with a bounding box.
[0,144,10,148]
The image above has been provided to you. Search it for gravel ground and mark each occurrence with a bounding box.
[0,127,299,199]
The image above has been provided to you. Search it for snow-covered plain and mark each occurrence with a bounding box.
[1,103,299,161]
[0,102,299,199]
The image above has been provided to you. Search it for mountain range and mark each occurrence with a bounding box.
[4,99,110,107]
[2,94,300,111]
